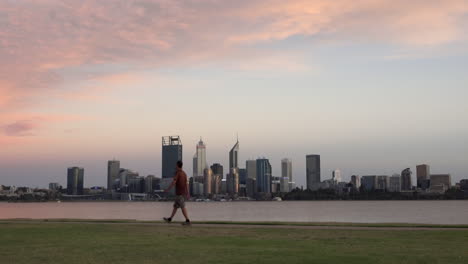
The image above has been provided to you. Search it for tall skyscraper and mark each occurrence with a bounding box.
[162,136,183,178]
[210,163,224,179]
[401,168,413,191]
[281,158,292,182]
[203,168,213,196]
[306,155,321,190]
[107,160,120,191]
[332,169,342,183]
[227,168,239,194]
[67,167,84,195]
[229,138,239,169]
[238,168,247,185]
[246,160,257,179]
[416,164,431,189]
[256,158,272,193]
[193,138,207,177]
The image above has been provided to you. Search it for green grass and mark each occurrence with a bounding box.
[0,222,467,264]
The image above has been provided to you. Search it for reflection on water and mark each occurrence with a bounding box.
[1,201,467,224]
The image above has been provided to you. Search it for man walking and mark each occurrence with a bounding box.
[163,161,191,225]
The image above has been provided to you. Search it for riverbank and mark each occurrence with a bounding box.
[1,220,468,264]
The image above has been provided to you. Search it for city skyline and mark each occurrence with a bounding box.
[0,134,462,190]
[1,1,468,188]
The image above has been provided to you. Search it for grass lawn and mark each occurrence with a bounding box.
[0,222,467,264]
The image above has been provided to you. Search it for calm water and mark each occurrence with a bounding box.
[1,201,468,224]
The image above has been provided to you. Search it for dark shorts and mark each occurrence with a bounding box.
[174,195,186,209]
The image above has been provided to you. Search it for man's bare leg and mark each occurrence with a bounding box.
[164,207,178,223]
[170,207,178,218]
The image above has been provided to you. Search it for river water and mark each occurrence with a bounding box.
[1,201,467,224]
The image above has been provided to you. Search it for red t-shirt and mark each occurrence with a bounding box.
[174,169,188,196]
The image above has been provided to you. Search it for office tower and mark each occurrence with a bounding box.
[401,168,412,191]
[210,163,224,179]
[238,168,247,185]
[229,138,239,169]
[227,168,239,194]
[49,183,61,191]
[430,174,451,190]
[280,177,290,192]
[361,175,377,191]
[350,175,360,189]
[162,136,183,178]
[212,175,221,194]
[67,167,84,195]
[256,158,272,193]
[107,160,120,191]
[332,169,342,183]
[145,175,155,193]
[306,155,321,190]
[128,177,145,193]
[389,174,401,192]
[416,164,431,189]
[246,160,257,179]
[246,178,257,197]
[281,158,293,182]
[193,138,207,177]
[376,175,390,191]
[203,168,213,195]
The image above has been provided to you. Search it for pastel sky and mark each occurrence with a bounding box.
[1,0,468,188]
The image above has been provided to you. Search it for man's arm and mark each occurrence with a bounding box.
[164,173,178,192]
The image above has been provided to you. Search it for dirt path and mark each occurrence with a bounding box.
[2,220,468,231]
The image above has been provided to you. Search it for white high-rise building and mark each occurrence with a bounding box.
[332,169,342,183]
[281,158,292,182]
[192,138,207,177]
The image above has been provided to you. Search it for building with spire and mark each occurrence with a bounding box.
[193,138,207,177]
[229,136,239,170]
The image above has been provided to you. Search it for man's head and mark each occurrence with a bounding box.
[176,160,183,169]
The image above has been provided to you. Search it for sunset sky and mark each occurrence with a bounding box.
[1,0,468,188]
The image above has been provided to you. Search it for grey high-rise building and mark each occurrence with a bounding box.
[229,138,239,169]
[193,138,207,177]
[238,168,247,185]
[256,158,272,193]
[376,175,390,191]
[389,174,401,192]
[416,164,430,189]
[246,160,257,179]
[67,167,84,195]
[107,160,120,191]
[210,163,224,179]
[401,168,413,191]
[306,155,321,190]
[162,136,183,178]
[281,158,292,182]
[361,175,377,191]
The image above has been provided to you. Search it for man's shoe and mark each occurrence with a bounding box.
[182,220,191,226]
[163,217,172,223]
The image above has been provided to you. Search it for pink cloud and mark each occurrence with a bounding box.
[0,0,467,137]
[2,120,39,137]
